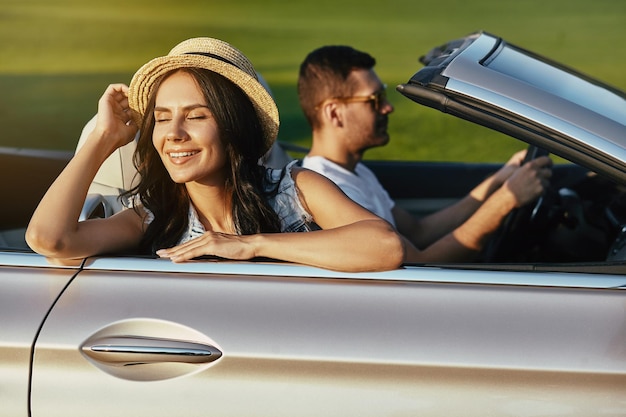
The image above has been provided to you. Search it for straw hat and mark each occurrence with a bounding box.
[128,37,279,156]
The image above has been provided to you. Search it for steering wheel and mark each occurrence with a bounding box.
[483,144,555,262]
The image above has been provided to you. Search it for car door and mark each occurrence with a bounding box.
[30,257,626,416]
[0,251,78,417]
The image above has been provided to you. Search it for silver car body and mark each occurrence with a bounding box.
[3,253,625,416]
[2,31,626,416]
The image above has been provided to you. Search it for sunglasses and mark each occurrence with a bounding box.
[316,85,388,112]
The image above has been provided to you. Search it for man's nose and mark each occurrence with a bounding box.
[380,98,394,114]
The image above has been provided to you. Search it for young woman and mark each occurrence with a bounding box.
[26,37,404,272]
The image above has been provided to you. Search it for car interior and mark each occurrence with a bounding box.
[369,150,626,273]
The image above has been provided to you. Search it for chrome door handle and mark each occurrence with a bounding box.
[82,336,222,366]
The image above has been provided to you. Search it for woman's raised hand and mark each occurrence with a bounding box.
[93,84,139,150]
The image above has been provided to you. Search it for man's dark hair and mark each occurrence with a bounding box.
[298,46,375,128]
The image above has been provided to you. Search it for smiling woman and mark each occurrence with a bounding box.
[24,37,405,272]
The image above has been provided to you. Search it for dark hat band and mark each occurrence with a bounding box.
[184,52,252,77]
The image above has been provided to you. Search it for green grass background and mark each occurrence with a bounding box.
[1,0,624,162]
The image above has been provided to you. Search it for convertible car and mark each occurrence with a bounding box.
[1,31,625,416]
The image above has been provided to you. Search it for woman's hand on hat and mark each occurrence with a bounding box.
[94,83,139,150]
[156,231,257,263]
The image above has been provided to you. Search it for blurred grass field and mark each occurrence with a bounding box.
[1,0,624,162]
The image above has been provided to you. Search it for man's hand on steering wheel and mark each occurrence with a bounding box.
[484,145,554,262]
[504,151,553,208]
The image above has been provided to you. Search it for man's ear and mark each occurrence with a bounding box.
[320,101,343,128]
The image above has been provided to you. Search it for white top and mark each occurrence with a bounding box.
[145,160,316,245]
[302,156,395,226]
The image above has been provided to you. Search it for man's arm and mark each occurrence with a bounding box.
[394,150,528,250]
[401,155,552,263]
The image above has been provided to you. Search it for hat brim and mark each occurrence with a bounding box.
[128,54,279,157]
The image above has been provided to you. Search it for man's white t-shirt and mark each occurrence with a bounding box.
[302,156,396,226]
